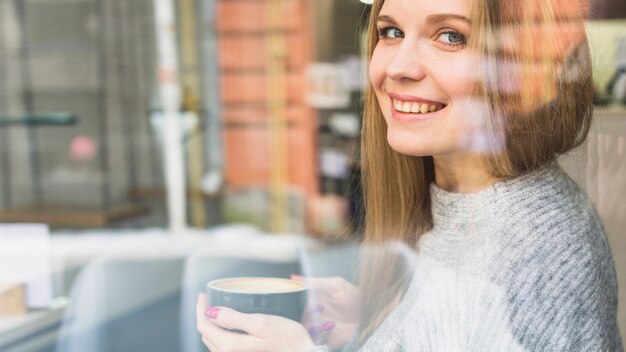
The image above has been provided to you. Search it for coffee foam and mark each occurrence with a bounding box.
[210,277,306,294]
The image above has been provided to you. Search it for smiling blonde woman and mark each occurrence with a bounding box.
[195,0,623,350]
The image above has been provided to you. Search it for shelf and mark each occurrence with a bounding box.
[0,203,150,228]
[0,112,77,127]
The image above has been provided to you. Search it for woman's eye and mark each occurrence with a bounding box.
[378,26,404,39]
[437,31,467,47]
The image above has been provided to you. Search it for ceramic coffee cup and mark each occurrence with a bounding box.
[206,277,308,322]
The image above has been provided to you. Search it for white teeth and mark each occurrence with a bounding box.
[392,98,443,113]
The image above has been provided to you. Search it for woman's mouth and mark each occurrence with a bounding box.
[391,98,446,114]
[387,94,447,122]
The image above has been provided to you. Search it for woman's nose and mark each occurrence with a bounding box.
[385,42,427,82]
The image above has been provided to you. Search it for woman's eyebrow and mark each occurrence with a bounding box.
[425,14,472,25]
[377,14,472,26]
[376,15,398,25]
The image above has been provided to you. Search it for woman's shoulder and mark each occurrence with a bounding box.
[484,166,620,350]
[489,162,614,283]
[492,162,604,242]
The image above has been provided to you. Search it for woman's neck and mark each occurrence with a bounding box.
[432,153,498,193]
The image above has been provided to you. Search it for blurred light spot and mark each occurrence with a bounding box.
[69,135,97,162]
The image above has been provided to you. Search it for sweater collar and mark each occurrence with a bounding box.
[429,162,561,234]
[429,181,496,234]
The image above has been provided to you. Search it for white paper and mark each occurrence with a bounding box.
[0,224,52,308]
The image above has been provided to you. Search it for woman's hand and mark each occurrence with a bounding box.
[293,275,361,350]
[196,293,315,352]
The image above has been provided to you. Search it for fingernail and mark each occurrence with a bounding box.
[204,306,220,318]
[322,321,335,331]
[290,274,304,280]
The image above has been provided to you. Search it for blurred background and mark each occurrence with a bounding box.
[0,0,368,235]
[0,0,624,351]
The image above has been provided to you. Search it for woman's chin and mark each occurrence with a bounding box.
[386,137,431,157]
[385,124,462,157]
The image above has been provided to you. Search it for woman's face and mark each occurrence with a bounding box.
[370,0,483,157]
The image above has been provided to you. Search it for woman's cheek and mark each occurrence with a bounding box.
[444,54,480,98]
[435,68,472,99]
[369,47,388,90]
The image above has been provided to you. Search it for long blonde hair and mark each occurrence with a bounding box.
[356,0,593,343]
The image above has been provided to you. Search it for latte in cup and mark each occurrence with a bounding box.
[207,277,308,322]
[210,277,306,293]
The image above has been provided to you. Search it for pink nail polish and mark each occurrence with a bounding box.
[204,307,220,317]
[322,321,335,330]
[207,310,219,319]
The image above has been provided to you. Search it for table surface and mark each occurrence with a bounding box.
[0,297,67,351]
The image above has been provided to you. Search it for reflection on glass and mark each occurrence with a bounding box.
[0,0,625,351]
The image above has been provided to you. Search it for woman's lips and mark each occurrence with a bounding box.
[388,92,446,106]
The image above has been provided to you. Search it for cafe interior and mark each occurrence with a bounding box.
[0,0,624,351]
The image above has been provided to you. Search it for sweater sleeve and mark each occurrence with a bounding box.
[502,218,622,351]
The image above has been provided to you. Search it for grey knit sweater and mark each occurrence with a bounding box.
[346,163,623,351]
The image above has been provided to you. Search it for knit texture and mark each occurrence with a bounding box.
[345,163,623,352]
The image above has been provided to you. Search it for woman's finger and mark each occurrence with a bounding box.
[308,321,336,345]
[201,336,218,352]
[196,293,222,327]
[198,321,257,352]
[291,275,341,300]
[196,294,264,351]
[197,293,254,349]
[302,302,325,314]
[302,302,325,317]
[197,292,206,309]
[206,305,269,337]
[301,305,330,327]
[197,311,244,350]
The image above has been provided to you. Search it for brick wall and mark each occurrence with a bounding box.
[217,0,318,195]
